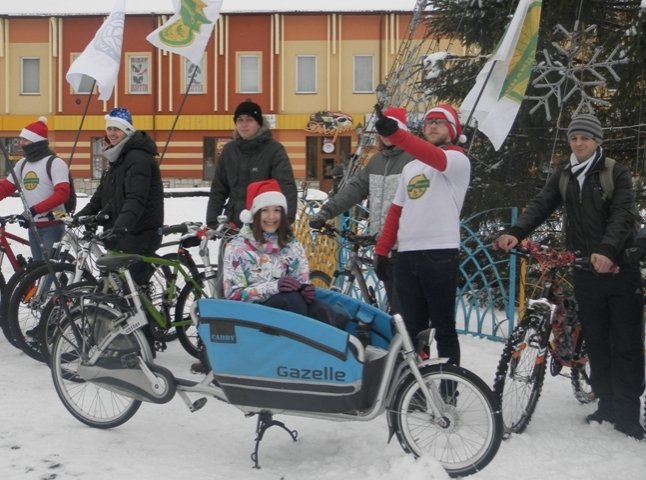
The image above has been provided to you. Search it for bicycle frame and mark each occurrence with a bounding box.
[0,216,31,273]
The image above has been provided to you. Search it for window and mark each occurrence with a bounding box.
[238,53,261,93]
[91,137,107,179]
[69,54,96,94]
[21,58,40,95]
[183,57,207,94]
[353,55,374,93]
[127,53,150,94]
[296,55,317,93]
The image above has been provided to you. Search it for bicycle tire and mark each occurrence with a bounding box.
[0,262,33,346]
[389,363,503,477]
[309,270,332,289]
[174,281,204,359]
[37,280,98,366]
[50,304,153,429]
[492,313,549,435]
[5,261,95,361]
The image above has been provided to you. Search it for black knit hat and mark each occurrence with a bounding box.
[567,113,603,144]
[234,101,263,126]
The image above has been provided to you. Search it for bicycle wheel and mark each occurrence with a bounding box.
[37,281,97,366]
[389,363,503,478]
[309,270,332,289]
[5,261,95,361]
[50,304,153,429]
[0,262,32,345]
[174,281,203,358]
[492,312,549,434]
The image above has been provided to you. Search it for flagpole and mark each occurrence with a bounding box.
[68,80,96,167]
[159,60,200,165]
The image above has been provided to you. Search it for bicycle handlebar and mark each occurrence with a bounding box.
[509,239,590,270]
[315,223,377,247]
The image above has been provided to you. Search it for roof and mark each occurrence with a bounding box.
[0,0,419,16]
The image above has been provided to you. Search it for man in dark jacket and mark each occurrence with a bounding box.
[76,107,164,285]
[494,113,645,440]
[206,101,297,228]
[309,107,413,313]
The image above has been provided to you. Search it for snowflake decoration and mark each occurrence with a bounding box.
[526,22,629,121]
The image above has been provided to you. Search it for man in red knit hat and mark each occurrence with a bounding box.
[0,116,70,260]
[373,103,471,371]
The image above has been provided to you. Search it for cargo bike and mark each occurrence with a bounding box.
[48,253,503,478]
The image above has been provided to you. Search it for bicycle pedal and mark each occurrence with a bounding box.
[191,397,207,412]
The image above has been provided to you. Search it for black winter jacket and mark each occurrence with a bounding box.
[508,149,638,263]
[206,124,297,228]
[77,131,164,253]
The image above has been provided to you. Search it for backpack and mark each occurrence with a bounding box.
[558,157,615,202]
[20,155,77,214]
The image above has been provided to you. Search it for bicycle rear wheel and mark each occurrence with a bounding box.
[390,364,503,477]
[174,281,203,358]
[493,313,549,434]
[50,304,152,429]
[309,270,332,289]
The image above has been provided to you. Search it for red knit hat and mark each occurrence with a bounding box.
[383,107,409,132]
[239,179,287,224]
[20,116,48,143]
[424,104,466,143]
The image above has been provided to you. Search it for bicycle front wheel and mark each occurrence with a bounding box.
[174,281,203,358]
[50,304,152,429]
[6,261,94,361]
[390,363,503,478]
[309,270,332,289]
[493,314,549,434]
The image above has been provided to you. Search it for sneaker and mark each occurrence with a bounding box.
[190,361,209,375]
[614,422,645,440]
[585,409,615,424]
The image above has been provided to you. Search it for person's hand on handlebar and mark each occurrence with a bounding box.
[493,234,519,252]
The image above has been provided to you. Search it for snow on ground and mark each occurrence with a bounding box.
[1,196,644,480]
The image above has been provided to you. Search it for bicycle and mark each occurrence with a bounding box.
[309,223,388,310]
[41,220,234,363]
[492,240,594,436]
[0,214,32,291]
[48,277,502,477]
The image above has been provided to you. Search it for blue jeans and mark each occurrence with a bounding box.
[29,223,65,261]
[395,249,461,366]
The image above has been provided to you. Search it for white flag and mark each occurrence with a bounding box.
[66,0,125,101]
[460,0,542,150]
[146,0,223,65]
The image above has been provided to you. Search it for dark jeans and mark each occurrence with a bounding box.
[262,291,308,316]
[573,268,645,426]
[395,249,460,366]
[374,252,402,315]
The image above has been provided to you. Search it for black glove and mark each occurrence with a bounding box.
[624,246,646,265]
[373,254,391,281]
[309,209,331,229]
[17,207,37,228]
[374,104,399,137]
[277,276,301,292]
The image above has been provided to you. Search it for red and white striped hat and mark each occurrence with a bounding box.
[425,104,466,143]
[20,117,48,143]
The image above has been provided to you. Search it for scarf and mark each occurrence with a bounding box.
[103,132,134,164]
[23,141,55,162]
[570,147,603,189]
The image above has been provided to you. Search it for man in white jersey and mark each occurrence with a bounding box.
[373,104,471,369]
[0,117,70,260]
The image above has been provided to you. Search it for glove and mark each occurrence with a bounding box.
[624,246,646,265]
[373,254,390,281]
[299,283,316,304]
[309,209,331,229]
[277,276,301,292]
[17,207,37,228]
[374,104,399,137]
